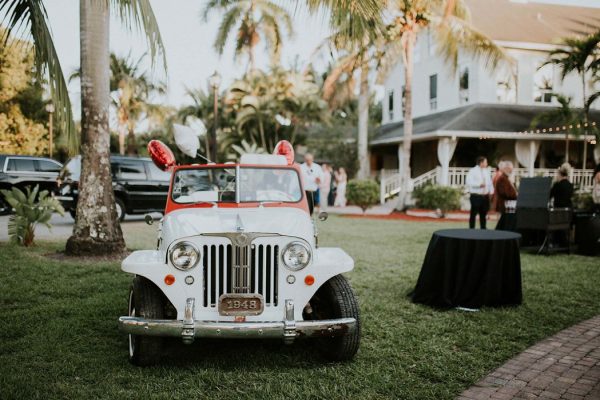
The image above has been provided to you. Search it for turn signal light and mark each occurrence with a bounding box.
[304,275,315,286]
[164,274,176,285]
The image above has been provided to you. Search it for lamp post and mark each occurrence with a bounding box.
[45,103,55,158]
[208,70,221,162]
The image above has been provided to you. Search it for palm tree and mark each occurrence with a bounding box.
[109,53,167,155]
[2,0,166,255]
[530,94,581,163]
[543,32,600,168]
[202,0,293,71]
[379,0,508,208]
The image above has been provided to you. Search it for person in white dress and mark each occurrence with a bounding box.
[334,167,347,207]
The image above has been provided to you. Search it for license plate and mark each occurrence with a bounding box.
[218,294,264,316]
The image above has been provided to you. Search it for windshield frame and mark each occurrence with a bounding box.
[169,164,304,205]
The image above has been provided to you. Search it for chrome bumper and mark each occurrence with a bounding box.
[119,298,356,344]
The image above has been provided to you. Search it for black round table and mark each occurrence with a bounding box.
[411,229,522,309]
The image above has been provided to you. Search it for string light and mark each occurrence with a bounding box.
[516,120,599,136]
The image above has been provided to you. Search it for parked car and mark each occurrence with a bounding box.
[118,140,360,365]
[56,155,171,220]
[0,154,63,215]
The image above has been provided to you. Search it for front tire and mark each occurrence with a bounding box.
[305,275,361,361]
[128,276,164,366]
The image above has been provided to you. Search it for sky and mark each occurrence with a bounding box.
[36,0,600,117]
[44,0,331,116]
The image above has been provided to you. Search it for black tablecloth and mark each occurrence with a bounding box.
[412,229,522,309]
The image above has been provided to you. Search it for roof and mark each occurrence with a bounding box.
[464,0,600,45]
[371,103,600,146]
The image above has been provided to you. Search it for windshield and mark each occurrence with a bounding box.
[172,167,302,204]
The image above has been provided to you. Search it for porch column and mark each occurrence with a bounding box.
[515,140,540,177]
[594,143,600,164]
[437,137,457,186]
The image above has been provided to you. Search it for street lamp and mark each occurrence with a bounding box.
[45,103,55,158]
[208,70,221,163]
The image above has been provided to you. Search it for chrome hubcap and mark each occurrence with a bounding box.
[116,203,123,220]
[128,290,135,358]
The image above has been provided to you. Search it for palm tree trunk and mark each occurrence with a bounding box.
[356,61,370,179]
[565,131,569,163]
[258,117,266,150]
[581,74,588,169]
[66,0,125,256]
[127,123,137,155]
[398,31,416,210]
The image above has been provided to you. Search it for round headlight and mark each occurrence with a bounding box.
[169,242,200,270]
[282,242,311,271]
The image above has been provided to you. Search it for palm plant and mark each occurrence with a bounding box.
[543,32,600,168]
[378,0,508,207]
[0,185,64,247]
[202,0,293,71]
[109,52,167,155]
[530,94,582,163]
[2,0,166,256]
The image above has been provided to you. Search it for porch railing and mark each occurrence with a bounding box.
[379,167,595,204]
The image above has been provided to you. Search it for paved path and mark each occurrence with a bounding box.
[459,315,600,399]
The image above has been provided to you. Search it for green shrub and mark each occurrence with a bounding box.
[347,179,379,212]
[412,184,462,215]
[0,185,64,246]
[573,192,593,211]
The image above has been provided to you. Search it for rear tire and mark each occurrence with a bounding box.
[305,275,361,361]
[128,276,164,366]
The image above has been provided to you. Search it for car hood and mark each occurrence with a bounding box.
[161,207,314,247]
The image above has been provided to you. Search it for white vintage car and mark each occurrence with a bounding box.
[118,140,360,365]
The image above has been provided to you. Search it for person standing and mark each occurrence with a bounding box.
[550,163,574,208]
[491,160,506,212]
[319,163,332,210]
[334,167,347,207]
[300,153,323,215]
[466,156,494,229]
[494,161,518,230]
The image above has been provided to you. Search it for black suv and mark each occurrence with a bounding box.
[0,154,63,214]
[56,155,171,220]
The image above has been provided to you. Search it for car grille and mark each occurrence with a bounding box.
[202,244,279,308]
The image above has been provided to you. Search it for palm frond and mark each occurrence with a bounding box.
[214,5,243,54]
[110,0,167,71]
[1,0,78,153]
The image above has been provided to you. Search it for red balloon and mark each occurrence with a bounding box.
[273,140,294,165]
[148,140,176,171]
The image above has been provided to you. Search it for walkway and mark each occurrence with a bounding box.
[458,315,600,399]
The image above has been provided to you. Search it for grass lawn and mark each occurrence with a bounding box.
[1,216,599,399]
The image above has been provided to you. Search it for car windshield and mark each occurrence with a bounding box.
[172,167,302,204]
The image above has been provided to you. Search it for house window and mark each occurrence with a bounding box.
[388,90,394,120]
[534,63,553,103]
[429,74,437,110]
[459,66,469,104]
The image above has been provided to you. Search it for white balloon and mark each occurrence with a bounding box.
[173,123,200,158]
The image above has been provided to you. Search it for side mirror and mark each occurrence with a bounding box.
[144,214,154,225]
[318,211,328,221]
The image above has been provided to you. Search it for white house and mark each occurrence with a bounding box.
[371,0,600,202]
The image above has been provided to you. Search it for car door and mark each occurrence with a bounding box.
[5,157,38,191]
[116,159,150,212]
[144,161,171,211]
[35,159,62,193]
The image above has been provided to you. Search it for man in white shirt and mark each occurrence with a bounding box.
[300,153,323,215]
[466,156,494,229]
